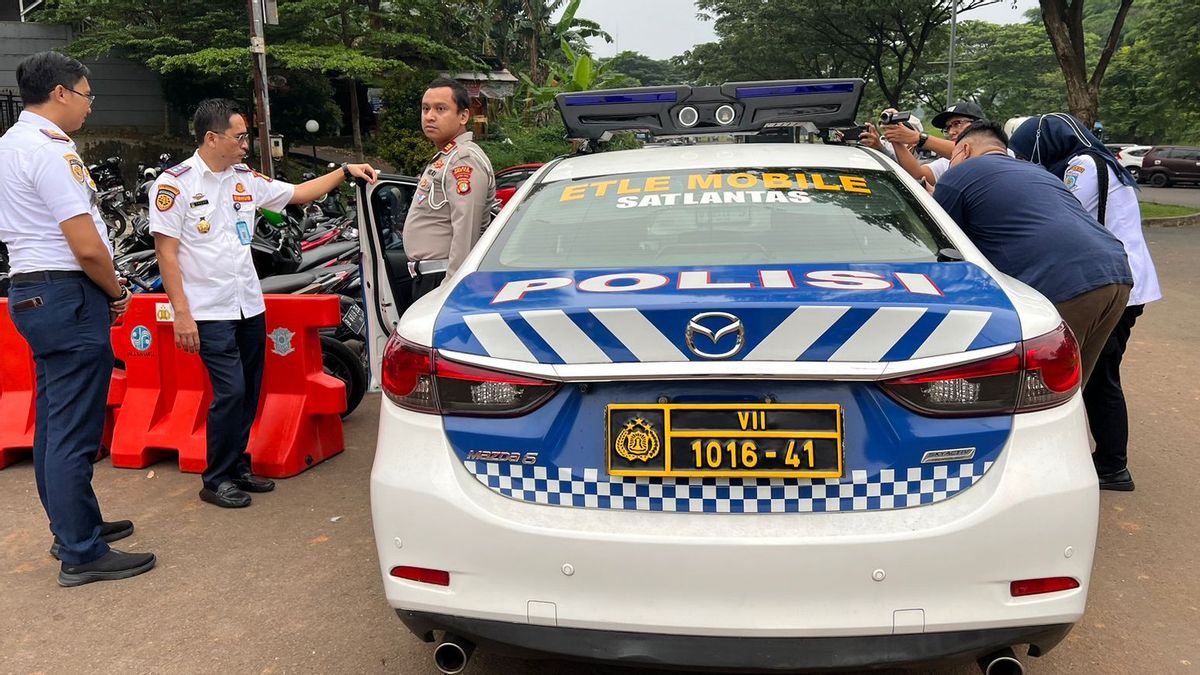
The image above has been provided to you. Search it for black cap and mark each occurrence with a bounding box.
[931,101,985,130]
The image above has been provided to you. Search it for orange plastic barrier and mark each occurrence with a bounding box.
[0,298,121,469]
[108,294,345,478]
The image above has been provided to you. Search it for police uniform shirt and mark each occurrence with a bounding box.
[402,131,496,278]
[148,152,294,320]
[0,111,111,274]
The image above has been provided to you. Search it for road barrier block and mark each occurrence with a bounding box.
[107,294,345,478]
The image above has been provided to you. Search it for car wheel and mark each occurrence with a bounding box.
[1128,167,1139,180]
[320,335,367,418]
[1149,172,1170,188]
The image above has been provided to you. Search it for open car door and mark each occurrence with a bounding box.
[356,173,417,387]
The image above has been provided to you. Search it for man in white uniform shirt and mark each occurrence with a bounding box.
[149,98,377,508]
[0,51,154,586]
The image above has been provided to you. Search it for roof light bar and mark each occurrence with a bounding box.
[735,82,858,98]
[561,91,678,106]
[557,79,863,144]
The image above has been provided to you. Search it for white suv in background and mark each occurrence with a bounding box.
[1115,145,1152,179]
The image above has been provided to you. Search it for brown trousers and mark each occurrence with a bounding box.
[1054,283,1132,386]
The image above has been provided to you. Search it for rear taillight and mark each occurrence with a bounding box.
[881,323,1079,417]
[381,336,560,416]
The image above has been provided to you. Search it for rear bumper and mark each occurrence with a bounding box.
[400,610,1073,672]
[372,394,1098,643]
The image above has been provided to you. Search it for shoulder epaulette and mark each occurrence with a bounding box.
[40,129,71,143]
[233,164,252,173]
[164,164,192,177]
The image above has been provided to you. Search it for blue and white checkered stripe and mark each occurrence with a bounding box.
[464,461,994,513]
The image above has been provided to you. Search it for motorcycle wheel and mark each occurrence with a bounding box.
[320,335,366,418]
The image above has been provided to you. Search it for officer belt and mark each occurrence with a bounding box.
[408,259,449,277]
[10,270,87,284]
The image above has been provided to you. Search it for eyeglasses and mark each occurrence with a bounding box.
[944,118,973,131]
[214,131,253,144]
[63,86,95,103]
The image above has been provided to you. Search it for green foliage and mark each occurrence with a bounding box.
[939,21,1069,124]
[1140,202,1200,220]
[373,73,439,174]
[477,117,574,169]
[519,39,637,115]
[603,51,683,87]
[268,70,345,140]
[376,127,436,175]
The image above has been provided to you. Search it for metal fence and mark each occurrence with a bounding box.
[0,91,24,133]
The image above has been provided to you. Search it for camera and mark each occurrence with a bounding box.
[879,110,912,126]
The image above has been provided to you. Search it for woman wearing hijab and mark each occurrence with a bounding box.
[1010,113,1162,492]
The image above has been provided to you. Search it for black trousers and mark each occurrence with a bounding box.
[410,271,447,303]
[197,313,266,490]
[8,275,114,564]
[1084,304,1144,475]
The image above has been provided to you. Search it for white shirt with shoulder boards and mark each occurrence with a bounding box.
[0,111,111,274]
[148,152,294,320]
[1063,153,1162,306]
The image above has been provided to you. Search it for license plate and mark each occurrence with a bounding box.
[342,303,365,334]
[607,403,842,478]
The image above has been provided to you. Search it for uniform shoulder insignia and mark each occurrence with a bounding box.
[40,129,71,143]
[452,165,473,195]
[250,168,273,182]
[63,153,88,184]
[441,140,457,154]
[164,164,192,177]
[155,183,182,212]
[233,163,252,173]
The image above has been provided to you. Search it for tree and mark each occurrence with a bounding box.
[520,39,637,118]
[1098,0,1200,143]
[926,20,1068,124]
[518,0,611,84]
[683,0,1000,108]
[44,0,469,158]
[1037,0,1134,125]
[604,51,682,87]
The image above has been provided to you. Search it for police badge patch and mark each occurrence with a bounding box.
[64,154,87,183]
[156,184,181,212]
[269,327,295,356]
[452,165,473,195]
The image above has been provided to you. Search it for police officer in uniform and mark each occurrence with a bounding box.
[403,77,497,301]
[149,98,377,509]
[0,52,155,586]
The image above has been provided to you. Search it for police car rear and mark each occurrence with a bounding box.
[367,80,1097,673]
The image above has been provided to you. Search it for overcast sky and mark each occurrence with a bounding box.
[577,0,1042,61]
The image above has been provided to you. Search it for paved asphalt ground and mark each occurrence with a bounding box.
[2,228,1199,675]
[1139,185,1200,210]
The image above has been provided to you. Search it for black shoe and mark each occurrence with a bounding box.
[1099,468,1135,492]
[199,481,252,508]
[58,548,156,587]
[232,473,275,493]
[49,520,135,560]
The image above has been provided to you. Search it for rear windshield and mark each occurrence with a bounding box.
[480,167,950,270]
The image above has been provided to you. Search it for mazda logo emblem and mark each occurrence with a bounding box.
[685,312,745,359]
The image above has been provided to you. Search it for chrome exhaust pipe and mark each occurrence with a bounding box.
[978,646,1025,675]
[433,634,474,675]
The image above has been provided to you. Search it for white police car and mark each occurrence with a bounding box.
[357,80,1097,674]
